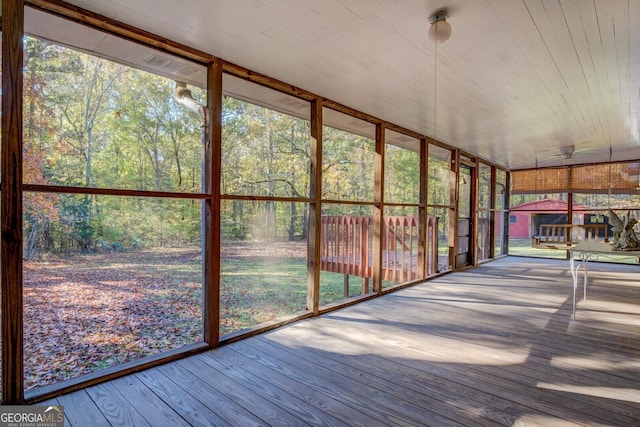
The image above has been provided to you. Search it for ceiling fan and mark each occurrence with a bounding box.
[539,144,601,164]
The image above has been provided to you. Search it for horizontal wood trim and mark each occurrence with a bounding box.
[219,311,313,345]
[427,203,456,209]
[223,61,318,102]
[426,137,456,151]
[26,342,210,404]
[383,202,423,208]
[381,278,427,294]
[382,121,424,141]
[322,99,382,126]
[317,292,380,314]
[23,184,210,199]
[321,199,379,206]
[25,0,213,64]
[220,194,314,203]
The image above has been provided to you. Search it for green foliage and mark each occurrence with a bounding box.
[23,36,203,255]
[222,97,310,198]
[221,97,311,240]
[322,125,375,201]
[427,151,453,206]
[385,144,420,203]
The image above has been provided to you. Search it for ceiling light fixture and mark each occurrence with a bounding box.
[428,10,452,44]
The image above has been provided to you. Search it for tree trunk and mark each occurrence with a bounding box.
[289,201,296,241]
[26,218,39,260]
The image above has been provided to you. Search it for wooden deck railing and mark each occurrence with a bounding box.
[320,215,439,289]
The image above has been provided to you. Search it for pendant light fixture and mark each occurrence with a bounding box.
[428,10,452,44]
[428,10,451,140]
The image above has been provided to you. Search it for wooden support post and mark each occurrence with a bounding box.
[307,99,322,315]
[2,0,25,404]
[373,124,384,293]
[204,58,223,348]
[361,277,369,295]
[343,274,349,298]
[419,139,428,276]
[489,166,497,259]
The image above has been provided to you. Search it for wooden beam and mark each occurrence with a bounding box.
[489,165,497,259]
[373,124,384,294]
[307,98,322,315]
[26,0,213,64]
[23,184,209,199]
[2,0,25,404]
[449,150,459,270]
[205,58,223,347]
[322,99,382,126]
[223,61,317,102]
[505,170,511,255]
[381,122,423,141]
[418,139,427,278]
[470,164,478,266]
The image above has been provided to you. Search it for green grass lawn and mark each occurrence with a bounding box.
[508,238,640,264]
[508,238,568,259]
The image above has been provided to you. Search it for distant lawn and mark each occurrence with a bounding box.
[508,238,640,264]
[508,238,568,259]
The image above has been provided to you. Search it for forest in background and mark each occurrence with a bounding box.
[22,34,439,259]
[23,36,205,258]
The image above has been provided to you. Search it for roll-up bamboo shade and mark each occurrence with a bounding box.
[511,162,640,195]
[570,162,640,194]
[510,167,569,194]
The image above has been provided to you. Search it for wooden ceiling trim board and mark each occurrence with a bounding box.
[383,122,423,141]
[222,61,318,102]
[322,99,382,126]
[26,0,214,64]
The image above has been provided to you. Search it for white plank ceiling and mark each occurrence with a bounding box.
[61,0,640,169]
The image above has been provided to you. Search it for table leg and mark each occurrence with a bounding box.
[583,256,588,300]
[570,255,578,319]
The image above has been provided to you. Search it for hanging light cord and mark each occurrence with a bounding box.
[608,145,612,209]
[433,28,438,139]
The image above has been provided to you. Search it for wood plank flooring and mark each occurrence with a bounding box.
[44,257,640,426]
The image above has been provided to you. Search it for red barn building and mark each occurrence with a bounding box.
[509,199,587,238]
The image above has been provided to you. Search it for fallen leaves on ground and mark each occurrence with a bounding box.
[23,248,203,391]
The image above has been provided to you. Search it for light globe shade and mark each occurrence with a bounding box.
[428,19,452,44]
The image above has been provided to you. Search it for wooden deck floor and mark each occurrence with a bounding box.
[45,257,640,426]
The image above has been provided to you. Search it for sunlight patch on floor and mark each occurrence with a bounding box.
[537,382,640,404]
[296,321,533,365]
[512,413,582,426]
[551,355,640,372]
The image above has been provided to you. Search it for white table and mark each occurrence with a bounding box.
[569,242,640,319]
